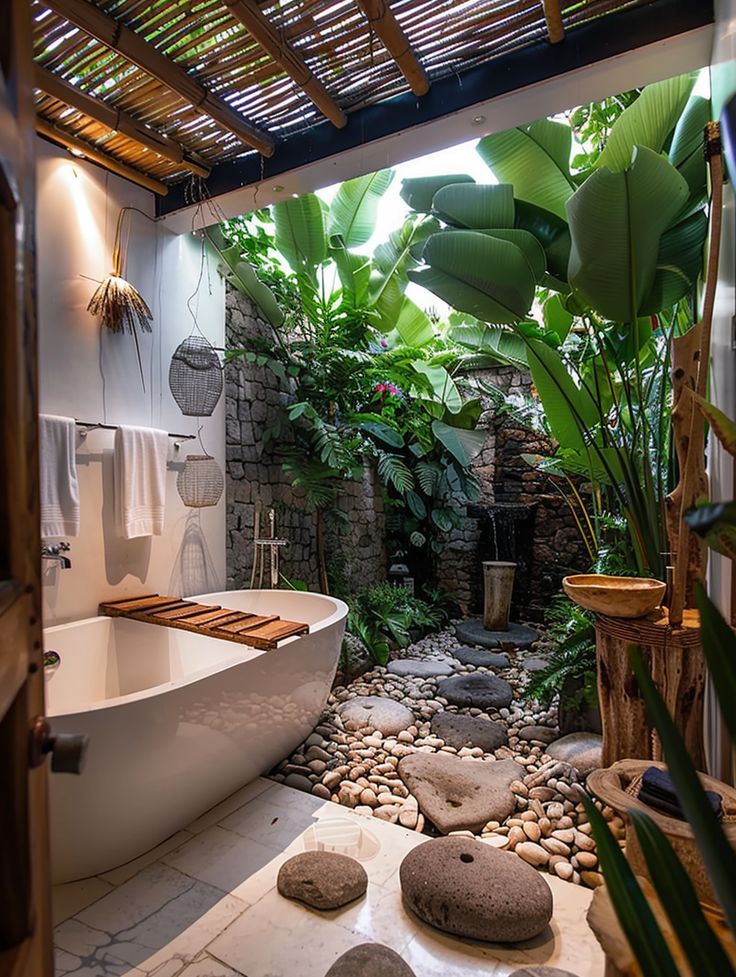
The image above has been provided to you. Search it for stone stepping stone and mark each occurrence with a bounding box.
[547,732,603,776]
[455,619,539,650]
[277,851,367,910]
[431,712,507,752]
[326,944,416,977]
[387,658,454,678]
[398,753,522,833]
[400,836,553,943]
[450,645,511,669]
[519,725,558,744]
[338,695,414,735]
[520,655,550,673]
[437,672,513,710]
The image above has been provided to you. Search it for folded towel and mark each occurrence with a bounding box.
[113,425,169,539]
[39,414,80,538]
[638,766,723,821]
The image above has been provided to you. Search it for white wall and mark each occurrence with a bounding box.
[36,138,226,625]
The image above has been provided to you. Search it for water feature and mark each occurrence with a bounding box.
[472,502,537,618]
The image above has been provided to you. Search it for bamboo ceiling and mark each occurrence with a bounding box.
[32,0,652,195]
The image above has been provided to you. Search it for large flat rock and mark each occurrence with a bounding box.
[387,658,455,678]
[547,732,603,776]
[398,753,522,833]
[277,851,367,909]
[450,646,511,669]
[400,836,553,942]
[431,711,507,752]
[455,619,539,650]
[337,696,414,735]
[437,672,513,710]
[325,944,416,977]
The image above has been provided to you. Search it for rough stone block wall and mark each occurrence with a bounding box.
[225,286,386,595]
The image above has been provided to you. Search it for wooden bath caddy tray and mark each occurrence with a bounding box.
[99,594,309,650]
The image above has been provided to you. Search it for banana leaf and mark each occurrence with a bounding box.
[628,808,736,977]
[408,230,536,323]
[669,95,711,209]
[327,169,394,248]
[596,73,697,172]
[543,293,573,342]
[583,794,680,977]
[473,229,546,282]
[206,228,284,327]
[639,209,708,316]
[477,119,577,220]
[411,361,463,412]
[331,244,371,306]
[400,174,475,212]
[431,420,486,467]
[273,193,327,278]
[431,183,515,229]
[449,321,529,369]
[567,146,689,322]
[369,215,438,308]
[513,200,571,284]
[524,338,599,452]
[628,644,736,933]
[394,296,434,346]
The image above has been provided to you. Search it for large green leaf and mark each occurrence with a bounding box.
[566,146,689,322]
[408,230,536,323]
[411,361,463,412]
[475,229,546,282]
[207,228,284,327]
[400,174,475,212]
[331,245,371,306]
[597,74,696,172]
[514,199,571,283]
[695,583,736,746]
[691,392,736,456]
[639,209,707,316]
[525,339,599,452]
[369,215,438,309]
[449,321,529,369]
[543,293,573,342]
[628,808,736,977]
[629,645,736,933]
[273,194,327,277]
[394,297,434,346]
[432,183,515,229]
[477,119,576,220]
[583,796,680,977]
[669,95,710,207]
[327,169,394,248]
[686,501,736,561]
[431,420,486,467]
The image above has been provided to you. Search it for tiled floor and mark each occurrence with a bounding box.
[53,779,605,977]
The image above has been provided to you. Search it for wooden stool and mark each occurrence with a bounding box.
[595,608,704,770]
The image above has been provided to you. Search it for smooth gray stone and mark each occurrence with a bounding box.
[451,646,511,669]
[284,774,314,792]
[455,619,539,650]
[278,851,367,909]
[387,658,455,678]
[398,753,522,833]
[547,732,603,776]
[400,836,553,942]
[431,711,507,752]
[338,695,414,735]
[519,725,558,744]
[325,943,416,977]
[521,655,550,673]
[437,672,513,710]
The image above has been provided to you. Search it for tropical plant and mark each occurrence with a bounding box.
[525,598,596,708]
[348,582,452,664]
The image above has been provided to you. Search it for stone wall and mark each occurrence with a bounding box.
[225,286,386,594]
[436,366,590,619]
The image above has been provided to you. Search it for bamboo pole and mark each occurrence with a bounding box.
[35,66,211,178]
[353,0,429,96]
[35,117,169,195]
[670,122,724,626]
[44,0,276,156]
[221,0,347,129]
[541,0,565,43]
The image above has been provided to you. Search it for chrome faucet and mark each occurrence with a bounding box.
[41,541,72,570]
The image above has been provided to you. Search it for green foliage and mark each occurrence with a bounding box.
[348,582,452,664]
[525,598,596,707]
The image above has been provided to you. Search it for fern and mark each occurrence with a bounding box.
[377,451,415,494]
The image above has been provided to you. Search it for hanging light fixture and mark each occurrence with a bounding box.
[176,454,224,508]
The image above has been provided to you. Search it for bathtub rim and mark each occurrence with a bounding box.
[45,589,348,720]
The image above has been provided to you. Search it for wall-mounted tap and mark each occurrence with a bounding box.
[41,541,72,570]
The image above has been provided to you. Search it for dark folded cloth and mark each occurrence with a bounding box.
[638,766,723,821]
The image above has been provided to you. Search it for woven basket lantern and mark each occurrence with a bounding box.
[177,454,224,508]
[169,336,223,417]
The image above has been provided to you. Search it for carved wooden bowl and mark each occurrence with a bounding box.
[562,574,666,618]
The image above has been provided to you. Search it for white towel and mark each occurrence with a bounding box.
[39,414,80,538]
[114,426,169,539]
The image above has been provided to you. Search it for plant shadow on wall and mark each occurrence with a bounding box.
[210,172,485,606]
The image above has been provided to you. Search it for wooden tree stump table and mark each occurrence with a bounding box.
[595,608,705,770]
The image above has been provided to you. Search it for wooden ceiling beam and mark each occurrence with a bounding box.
[34,65,211,178]
[35,117,169,195]
[221,0,347,129]
[541,0,565,43]
[353,0,429,97]
[43,0,276,156]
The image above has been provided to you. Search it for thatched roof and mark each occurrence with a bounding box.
[32,0,709,199]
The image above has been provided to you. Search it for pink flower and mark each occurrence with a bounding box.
[380,339,388,348]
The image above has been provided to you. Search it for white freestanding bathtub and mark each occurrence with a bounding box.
[44,589,347,883]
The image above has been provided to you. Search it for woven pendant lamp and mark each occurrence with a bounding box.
[176,454,224,507]
[169,335,223,417]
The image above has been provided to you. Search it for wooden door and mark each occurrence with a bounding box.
[0,1,53,974]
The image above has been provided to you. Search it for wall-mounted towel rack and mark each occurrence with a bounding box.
[75,420,197,443]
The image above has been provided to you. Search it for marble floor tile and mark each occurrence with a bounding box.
[52,876,114,926]
[219,784,329,850]
[186,779,274,835]
[101,832,195,887]
[160,952,245,977]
